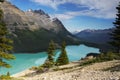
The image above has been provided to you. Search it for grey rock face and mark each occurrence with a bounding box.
[0,1,68,32]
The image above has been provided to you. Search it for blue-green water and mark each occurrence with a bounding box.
[0,44,100,75]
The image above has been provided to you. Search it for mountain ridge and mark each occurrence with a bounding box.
[74,28,114,52]
[75,28,113,44]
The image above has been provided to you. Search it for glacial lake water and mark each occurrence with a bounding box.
[0,44,100,75]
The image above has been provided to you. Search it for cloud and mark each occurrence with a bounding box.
[53,9,116,20]
[30,0,67,10]
[31,0,120,19]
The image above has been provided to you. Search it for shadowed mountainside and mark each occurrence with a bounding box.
[75,28,114,52]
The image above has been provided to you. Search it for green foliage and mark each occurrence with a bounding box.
[43,40,55,68]
[98,52,120,61]
[7,72,10,77]
[36,66,44,73]
[9,26,79,53]
[0,74,23,80]
[53,66,73,71]
[0,74,11,80]
[80,52,120,66]
[56,41,69,66]
[30,65,45,73]
[80,59,97,66]
[42,61,54,68]
[10,28,59,52]
[0,72,11,80]
[29,66,38,70]
[0,3,15,68]
[0,0,4,3]
[109,2,120,53]
[47,40,55,63]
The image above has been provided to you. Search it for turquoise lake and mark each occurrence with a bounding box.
[0,44,100,75]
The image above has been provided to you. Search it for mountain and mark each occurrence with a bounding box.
[75,28,114,52]
[75,29,113,44]
[71,30,81,35]
[0,1,79,53]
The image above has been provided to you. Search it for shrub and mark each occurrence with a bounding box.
[0,74,11,80]
[29,66,38,70]
[36,66,44,73]
[29,66,44,73]
[80,59,96,66]
[42,61,54,68]
[80,52,120,66]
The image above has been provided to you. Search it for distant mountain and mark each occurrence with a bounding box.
[75,28,114,52]
[75,28,113,44]
[71,30,81,35]
[0,1,79,53]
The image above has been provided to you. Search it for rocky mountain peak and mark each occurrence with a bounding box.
[0,1,75,35]
[34,9,45,15]
[0,1,67,32]
[33,9,50,18]
[28,9,33,12]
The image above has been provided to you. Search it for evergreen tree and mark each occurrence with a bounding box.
[0,0,15,68]
[0,0,4,3]
[56,41,69,66]
[7,72,10,77]
[110,2,120,53]
[43,40,55,68]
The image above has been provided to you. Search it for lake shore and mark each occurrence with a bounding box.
[0,44,100,75]
[12,60,120,80]
[12,61,81,77]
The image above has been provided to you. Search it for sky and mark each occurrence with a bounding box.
[9,0,120,32]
